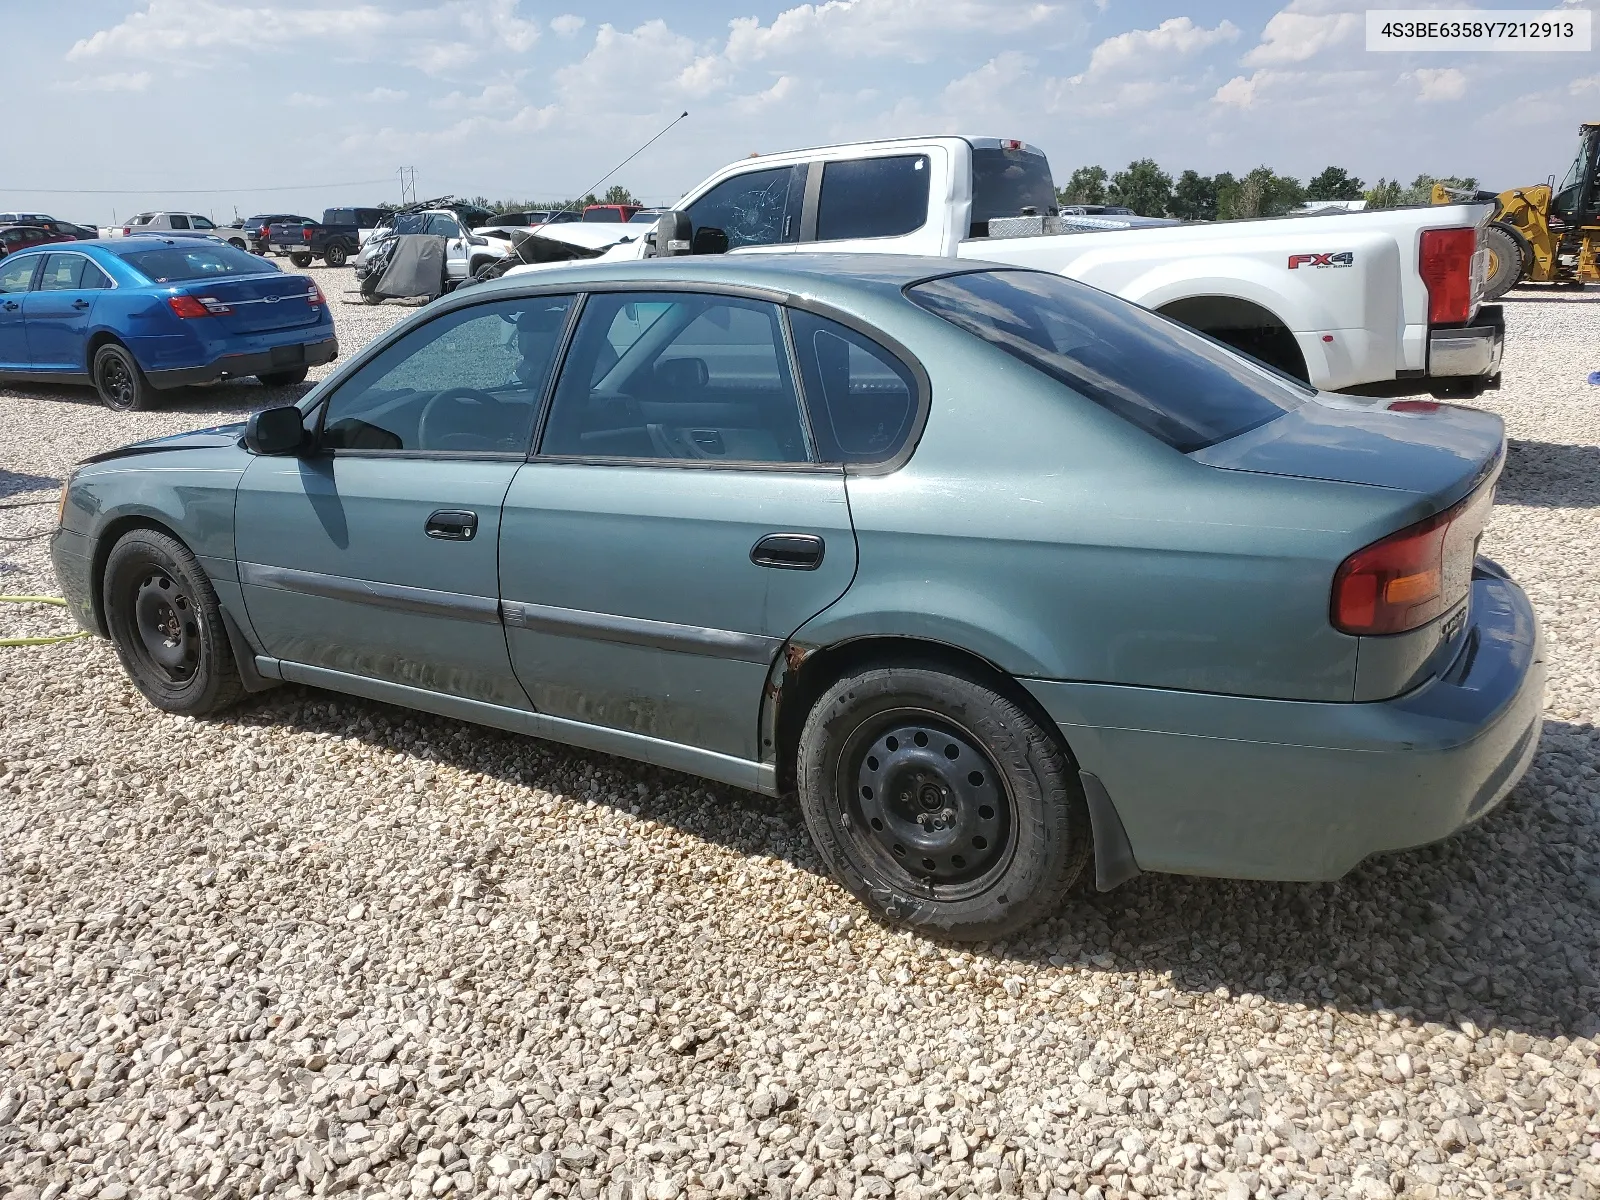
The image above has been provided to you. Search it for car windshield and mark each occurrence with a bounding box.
[123,244,279,282]
[970,146,1058,222]
[907,269,1308,453]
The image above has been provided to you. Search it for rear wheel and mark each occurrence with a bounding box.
[324,243,348,268]
[102,528,244,716]
[1482,224,1524,301]
[92,342,150,412]
[257,367,309,387]
[797,664,1090,941]
[227,238,246,250]
[289,252,313,268]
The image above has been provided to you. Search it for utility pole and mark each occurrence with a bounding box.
[397,167,417,206]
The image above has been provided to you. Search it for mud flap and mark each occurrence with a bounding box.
[1079,770,1140,892]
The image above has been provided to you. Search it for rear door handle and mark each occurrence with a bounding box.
[71,299,91,310]
[1,301,17,312]
[426,509,478,540]
[751,533,825,570]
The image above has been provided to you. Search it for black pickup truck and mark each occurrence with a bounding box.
[268,206,385,267]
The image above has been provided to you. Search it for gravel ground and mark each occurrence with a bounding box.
[1,271,1597,1200]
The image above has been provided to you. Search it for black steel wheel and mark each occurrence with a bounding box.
[798,663,1091,941]
[289,252,313,268]
[102,528,244,716]
[92,342,150,412]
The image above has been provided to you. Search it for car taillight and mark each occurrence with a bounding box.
[121,227,131,237]
[1331,495,1471,635]
[1419,227,1477,325]
[306,283,324,305]
[303,227,313,242]
[167,295,232,318]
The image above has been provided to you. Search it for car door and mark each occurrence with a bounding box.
[0,254,40,369]
[235,291,575,708]
[681,164,806,256]
[427,214,468,280]
[22,253,112,372]
[498,288,857,765]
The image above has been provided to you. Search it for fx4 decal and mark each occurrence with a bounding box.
[1288,251,1354,269]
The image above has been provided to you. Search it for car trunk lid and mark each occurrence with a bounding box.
[1190,395,1504,508]
[177,274,323,334]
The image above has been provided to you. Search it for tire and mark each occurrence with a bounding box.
[1482,224,1524,302]
[289,253,314,268]
[228,238,247,250]
[92,342,151,412]
[257,367,309,387]
[102,528,245,716]
[796,663,1091,942]
[324,243,348,268]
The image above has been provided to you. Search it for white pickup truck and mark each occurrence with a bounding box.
[513,136,1503,397]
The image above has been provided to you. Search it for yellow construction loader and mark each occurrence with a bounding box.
[1433,121,1600,300]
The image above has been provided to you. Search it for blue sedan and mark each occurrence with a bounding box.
[0,236,337,410]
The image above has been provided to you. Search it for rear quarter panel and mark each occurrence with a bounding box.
[787,303,1400,702]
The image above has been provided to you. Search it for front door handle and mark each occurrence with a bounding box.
[1,301,17,312]
[426,509,478,541]
[751,532,825,570]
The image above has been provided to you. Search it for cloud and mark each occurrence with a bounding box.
[1082,17,1240,78]
[1243,9,1362,67]
[1408,67,1466,102]
[52,70,152,93]
[725,0,1061,64]
[1212,71,1270,109]
[551,14,584,37]
[68,0,538,74]
[359,87,409,102]
[432,81,523,111]
[553,20,704,112]
[286,91,330,107]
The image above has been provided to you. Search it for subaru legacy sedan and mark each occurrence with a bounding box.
[0,237,336,410]
[50,256,1543,941]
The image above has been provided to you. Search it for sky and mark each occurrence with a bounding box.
[8,0,1599,226]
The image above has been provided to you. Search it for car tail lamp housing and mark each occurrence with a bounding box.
[167,294,232,318]
[302,226,313,242]
[1419,227,1478,325]
[1332,495,1473,635]
[306,282,325,306]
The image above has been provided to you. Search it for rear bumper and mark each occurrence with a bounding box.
[1022,560,1544,881]
[146,337,338,389]
[1427,304,1504,380]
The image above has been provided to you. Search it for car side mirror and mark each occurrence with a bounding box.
[244,405,308,456]
[647,211,693,257]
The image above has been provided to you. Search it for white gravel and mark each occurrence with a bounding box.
[1,272,1597,1200]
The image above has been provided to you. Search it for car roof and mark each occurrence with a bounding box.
[486,253,974,300]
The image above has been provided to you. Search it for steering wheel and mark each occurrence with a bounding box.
[418,387,507,451]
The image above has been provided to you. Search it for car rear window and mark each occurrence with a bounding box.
[122,244,279,283]
[907,269,1308,453]
[970,147,1058,224]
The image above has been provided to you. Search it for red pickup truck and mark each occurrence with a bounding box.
[581,204,641,223]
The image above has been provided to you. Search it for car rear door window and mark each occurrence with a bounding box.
[167,215,190,230]
[540,291,811,463]
[788,310,920,464]
[38,254,92,290]
[815,155,930,241]
[684,166,802,253]
[908,269,1307,453]
[318,295,573,454]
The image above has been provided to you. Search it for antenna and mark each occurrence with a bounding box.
[546,111,688,222]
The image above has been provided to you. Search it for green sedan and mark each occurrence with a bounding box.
[51,255,1544,941]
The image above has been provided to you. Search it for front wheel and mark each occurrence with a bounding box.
[797,664,1090,942]
[228,238,247,250]
[289,253,313,268]
[92,342,150,411]
[102,528,245,716]
[324,243,348,267]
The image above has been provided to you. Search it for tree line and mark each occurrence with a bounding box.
[466,185,643,216]
[1058,162,1479,220]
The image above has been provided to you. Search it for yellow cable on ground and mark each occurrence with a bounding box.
[0,595,90,648]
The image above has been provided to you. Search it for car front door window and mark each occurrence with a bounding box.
[0,258,37,293]
[683,166,802,253]
[319,294,573,454]
[539,291,810,463]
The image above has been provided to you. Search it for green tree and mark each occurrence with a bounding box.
[1212,172,1241,220]
[1108,158,1173,217]
[1218,165,1303,218]
[1306,167,1365,201]
[1058,165,1108,206]
[1398,173,1478,205]
[603,184,641,206]
[1365,178,1404,209]
[1170,170,1218,221]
